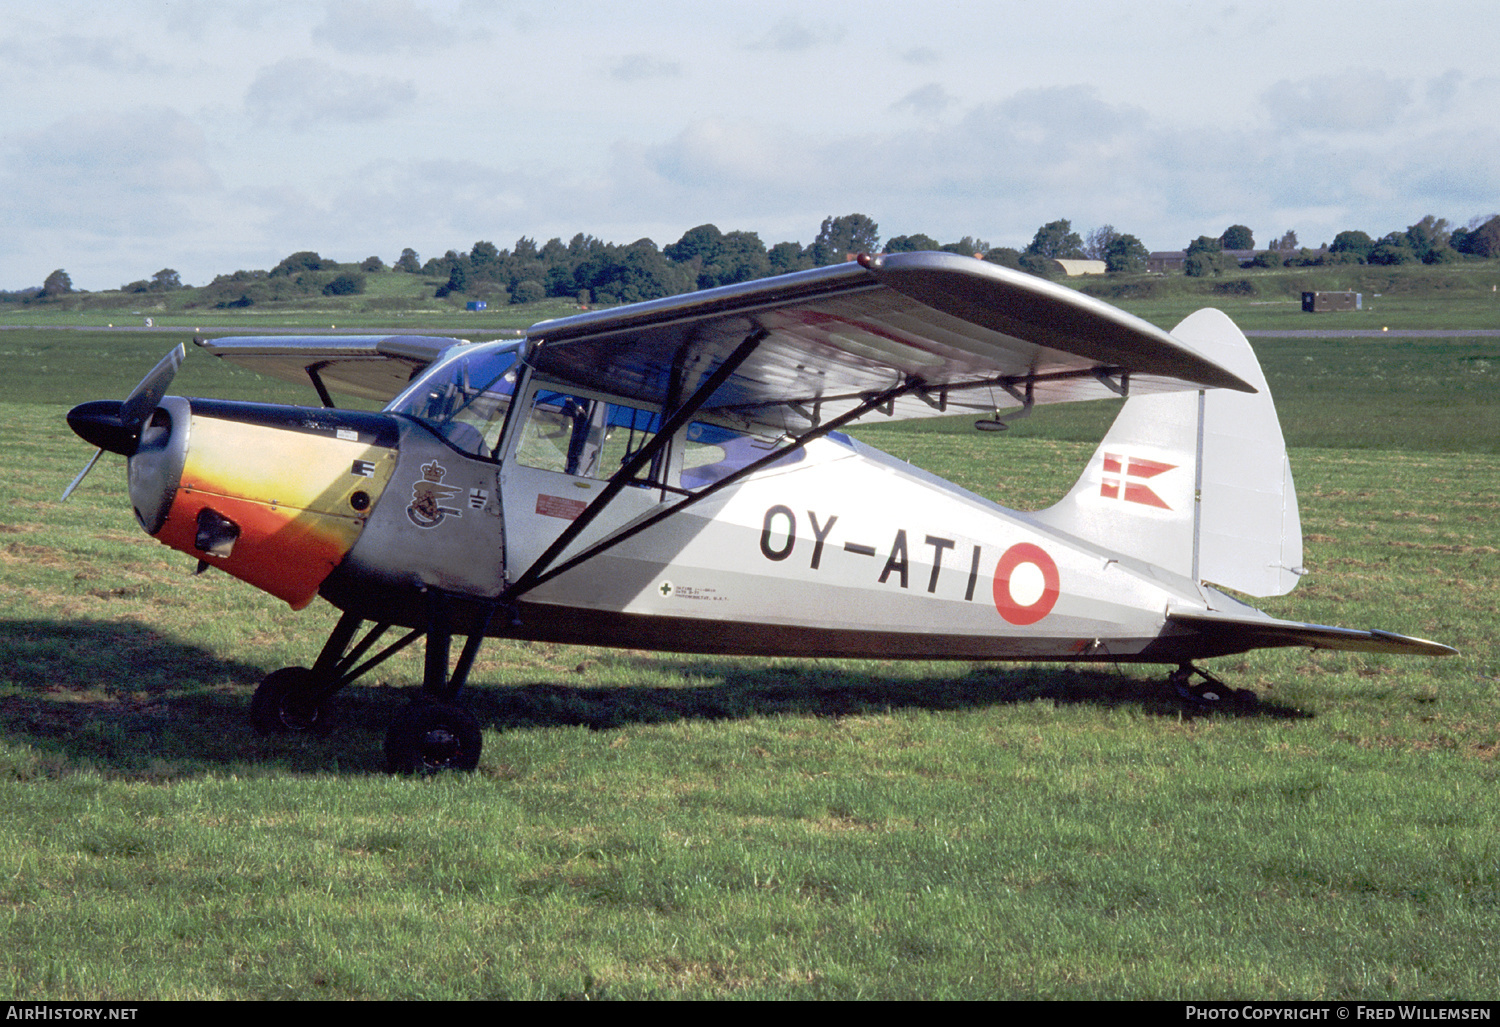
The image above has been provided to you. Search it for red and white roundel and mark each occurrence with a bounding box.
[992,543,1060,626]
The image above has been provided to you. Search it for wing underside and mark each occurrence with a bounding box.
[524,252,1256,436]
[196,254,1255,429]
[195,334,469,404]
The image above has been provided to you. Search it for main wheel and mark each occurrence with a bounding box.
[250,667,333,735]
[384,699,482,774]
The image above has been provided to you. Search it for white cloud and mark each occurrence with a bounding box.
[0,107,243,286]
[642,119,837,195]
[4,1,1500,289]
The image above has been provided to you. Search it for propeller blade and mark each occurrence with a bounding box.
[119,343,186,431]
[63,343,188,500]
[60,448,106,501]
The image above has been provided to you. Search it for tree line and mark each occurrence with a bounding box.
[178,215,1144,309]
[1178,215,1500,276]
[8,211,1498,307]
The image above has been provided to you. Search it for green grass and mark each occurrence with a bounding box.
[0,268,577,332]
[0,311,1496,999]
[860,331,1499,455]
[8,255,1498,333]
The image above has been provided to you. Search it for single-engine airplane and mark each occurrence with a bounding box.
[64,252,1455,772]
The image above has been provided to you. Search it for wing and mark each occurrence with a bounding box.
[524,251,1255,436]
[195,334,471,404]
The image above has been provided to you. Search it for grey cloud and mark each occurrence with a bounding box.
[312,0,460,54]
[611,55,683,82]
[891,83,956,118]
[978,85,1149,137]
[245,58,417,129]
[1261,70,1414,133]
[745,17,844,52]
[0,32,175,75]
[0,106,222,274]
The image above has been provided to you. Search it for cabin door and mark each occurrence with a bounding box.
[498,380,673,585]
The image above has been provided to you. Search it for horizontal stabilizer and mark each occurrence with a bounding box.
[1168,609,1457,657]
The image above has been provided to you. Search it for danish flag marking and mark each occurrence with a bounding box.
[1100,453,1176,510]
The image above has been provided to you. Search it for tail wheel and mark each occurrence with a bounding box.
[384,699,482,774]
[250,667,333,735]
[1168,664,1257,707]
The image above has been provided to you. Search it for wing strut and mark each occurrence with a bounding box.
[500,328,770,604]
[307,363,338,409]
[501,368,938,605]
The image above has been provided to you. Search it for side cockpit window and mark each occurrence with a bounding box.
[508,384,807,492]
[516,389,663,483]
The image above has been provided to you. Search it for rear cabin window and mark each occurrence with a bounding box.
[681,421,803,490]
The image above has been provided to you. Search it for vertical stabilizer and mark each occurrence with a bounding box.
[1032,309,1303,597]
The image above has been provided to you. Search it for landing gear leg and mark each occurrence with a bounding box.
[1167,663,1257,707]
[383,592,494,775]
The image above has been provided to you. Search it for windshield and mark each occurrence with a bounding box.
[387,343,521,458]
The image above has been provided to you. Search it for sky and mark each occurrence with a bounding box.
[2,0,1496,291]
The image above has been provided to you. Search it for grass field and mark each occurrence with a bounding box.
[0,302,1496,999]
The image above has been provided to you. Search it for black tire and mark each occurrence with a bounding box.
[384,699,482,774]
[1173,677,1256,708]
[1189,680,1231,704]
[250,667,333,736]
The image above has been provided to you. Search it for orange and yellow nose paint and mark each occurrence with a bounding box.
[154,415,398,608]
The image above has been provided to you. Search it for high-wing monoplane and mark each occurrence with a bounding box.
[65,252,1455,772]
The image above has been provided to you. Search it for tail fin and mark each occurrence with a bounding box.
[1032,308,1303,597]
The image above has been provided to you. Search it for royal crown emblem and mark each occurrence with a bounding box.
[406,460,462,529]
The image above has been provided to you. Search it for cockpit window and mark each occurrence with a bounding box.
[388,346,519,458]
[516,389,663,482]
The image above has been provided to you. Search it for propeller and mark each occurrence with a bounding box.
[62,343,186,500]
